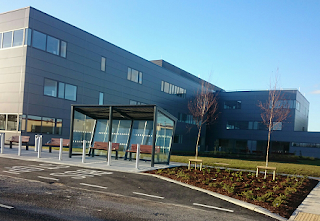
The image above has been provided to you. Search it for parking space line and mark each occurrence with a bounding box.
[80,183,108,189]
[193,203,234,213]
[132,192,164,199]
[38,176,59,181]
[0,203,14,209]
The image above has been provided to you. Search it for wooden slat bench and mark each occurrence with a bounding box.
[89,142,119,159]
[8,136,30,150]
[256,166,277,180]
[45,138,70,153]
[188,159,203,171]
[126,144,160,161]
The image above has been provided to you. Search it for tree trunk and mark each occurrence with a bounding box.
[195,125,202,159]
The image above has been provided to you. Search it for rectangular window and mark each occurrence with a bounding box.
[139,72,142,84]
[164,82,170,93]
[99,92,104,105]
[44,79,57,97]
[224,100,241,109]
[12,29,24,47]
[32,30,47,51]
[272,122,282,131]
[130,100,137,105]
[42,117,55,134]
[24,28,32,46]
[161,81,164,91]
[2,31,13,48]
[7,115,17,131]
[58,82,65,98]
[19,115,26,131]
[65,84,77,101]
[55,119,62,135]
[101,57,106,71]
[60,41,67,58]
[46,35,60,55]
[0,33,2,49]
[0,114,6,130]
[127,67,132,80]
[131,69,139,83]
[27,115,42,133]
[174,135,183,144]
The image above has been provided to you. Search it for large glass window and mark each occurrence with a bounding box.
[27,115,42,133]
[46,35,60,55]
[2,31,13,48]
[224,100,241,109]
[127,67,142,84]
[24,28,32,46]
[19,115,26,131]
[42,117,55,134]
[12,29,24,47]
[7,115,17,131]
[161,81,186,98]
[60,41,67,58]
[55,119,62,135]
[65,84,77,101]
[58,82,65,98]
[0,114,6,130]
[32,30,47,51]
[101,57,106,71]
[99,92,104,105]
[44,79,57,97]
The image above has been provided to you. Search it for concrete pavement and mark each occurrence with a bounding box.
[1,144,319,221]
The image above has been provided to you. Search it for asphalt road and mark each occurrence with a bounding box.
[0,157,277,220]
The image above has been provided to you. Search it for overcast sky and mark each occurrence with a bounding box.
[2,0,320,131]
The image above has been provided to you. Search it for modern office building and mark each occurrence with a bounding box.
[0,7,319,158]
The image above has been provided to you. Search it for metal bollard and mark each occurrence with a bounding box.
[135,144,140,169]
[82,140,86,163]
[18,135,22,156]
[59,138,63,161]
[37,135,42,158]
[34,135,39,152]
[0,133,4,154]
[107,141,112,166]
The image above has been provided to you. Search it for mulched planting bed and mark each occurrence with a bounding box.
[146,166,319,219]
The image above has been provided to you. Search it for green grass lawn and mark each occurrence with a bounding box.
[170,155,320,178]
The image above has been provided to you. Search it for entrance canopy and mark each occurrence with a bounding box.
[69,105,177,166]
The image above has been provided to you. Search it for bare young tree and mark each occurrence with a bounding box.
[188,81,219,159]
[258,78,290,171]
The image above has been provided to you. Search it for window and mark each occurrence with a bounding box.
[46,35,60,55]
[26,115,62,134]
[272,122,282,131]
[129,100,145,105]
[55,119,62,135]
[19,115,26,131]
[7,115,17,131]
[60,41,67,57]
[65,84,77,101]
[0,114,6,130]
[161,81,186,98]
[224,100,241,109]
[127,67,142,84]
[99,92,104,105]
[0,33,2,49]
[2,31,13,48]
[42,117,55,134]
[24,28,32,46]
[27,115,42,133]
[12,29,24,47]
[32,30,47,51]
[174,135,183,144]
[296,101,300,111]
[44,78,77,101]
[44,79,57,97]
[101,57,106,71]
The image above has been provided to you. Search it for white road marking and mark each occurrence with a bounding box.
[132,192,164,199]
[193,203,234,213]
[38,176,59,181]
[80,183,108,189]
[0,203,14,209]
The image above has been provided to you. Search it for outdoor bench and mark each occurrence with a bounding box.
[188,159,203,171]
[126,144,160,161]
[256,166,277,180]
[45,138,70,153]
[8,136,30,150]
[89,142,119,159]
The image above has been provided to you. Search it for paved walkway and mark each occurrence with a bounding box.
[1,144,320,221]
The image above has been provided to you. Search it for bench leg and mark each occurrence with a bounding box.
[188,161,191,170]
[264,170,267,179]
[115,151,118,160]
[273,170,276,181]
[92,149,95,157]
[26,144,29,151]
[200,163,202,171]
[256,167,259,177]
[10,141,12,149]
[49,146,52,153]
[129,152,132,161]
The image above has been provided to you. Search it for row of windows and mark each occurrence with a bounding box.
[129,100,146,105]
[0,29,24,49]
[226,121,282,131]
[173,134,183,144]
[21,115,62,135]
[44,78,77,101]
[292,142,320,148]
[161,81,186,98]
[0,114,19,131]
[224,100,241,109]
[178,113,196,125]
[127,67,142,84]
[26,28,67,58]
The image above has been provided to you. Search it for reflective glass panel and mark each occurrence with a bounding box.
[7,115,17,131]
[0,114,6,130]
[99,92,104,105]
[72,111,95,149]
[2,31,13,48]
[24,28,32,46]
[13,29,24,47]
[127,68,131,80]
[46,35,60,55]
[32,30,46,51]
[139,72,142,84]
[58,82,65,98]
[19,115,26,131]
[44,79,57,97]
[60,41,67,57]
[0,33,2,48]
[27,115,42,133]
[101,57,106,71]
[131,69,139,83]
[42,117,55,134]
[65,84,77,101]
[55,119,62,135]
